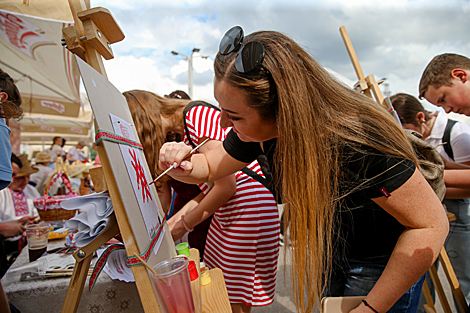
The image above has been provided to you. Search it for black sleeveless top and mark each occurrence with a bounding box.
[223,129,416,260]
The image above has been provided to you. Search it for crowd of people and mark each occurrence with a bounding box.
[2,25,470,313]
[45,137,89,165]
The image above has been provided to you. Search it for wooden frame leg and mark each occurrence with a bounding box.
[428,264,453,313]
[422,279,437,313]
[438,247,469,313]
[61,254,93,313]
[61,219,120,313]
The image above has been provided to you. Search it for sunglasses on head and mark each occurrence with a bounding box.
[218,26,265,73]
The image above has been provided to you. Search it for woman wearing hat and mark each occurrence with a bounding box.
[30,152,54,195]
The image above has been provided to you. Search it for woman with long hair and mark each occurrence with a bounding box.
[124,90,280,313]
[159,27,449,312]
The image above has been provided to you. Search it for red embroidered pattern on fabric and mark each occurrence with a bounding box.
[9,188,29,216]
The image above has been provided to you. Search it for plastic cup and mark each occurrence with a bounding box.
[25,222,51,262]
[150,255,195,313]
[175,242,190,257]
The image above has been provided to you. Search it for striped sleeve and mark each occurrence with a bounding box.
[184,106,226,145]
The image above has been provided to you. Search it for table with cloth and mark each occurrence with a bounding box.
[2,239,144,313]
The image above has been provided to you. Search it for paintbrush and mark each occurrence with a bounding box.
[433,142,447,148]
[149,138,210,185]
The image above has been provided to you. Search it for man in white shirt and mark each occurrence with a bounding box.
[67,141,88,164]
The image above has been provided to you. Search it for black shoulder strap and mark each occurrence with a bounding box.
[241,154,273,191]
[183,101,220,148]
[241,167,272,191]
[183,102,273,192]
[442,119,457,161]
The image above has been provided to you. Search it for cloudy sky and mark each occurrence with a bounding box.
[93,0,470,123]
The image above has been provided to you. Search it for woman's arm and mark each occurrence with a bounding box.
[168,173,236,241]
[444,187,470,199]
[157,182,172,215]
[166,138,237,241]
[442,157,470,169]
[0,281,10,313]
[0,220,25,238]
[351,168,449,313]
[159,140,248,184]
[443,169,470,188]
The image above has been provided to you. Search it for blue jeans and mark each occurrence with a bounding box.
[325,257,425,313]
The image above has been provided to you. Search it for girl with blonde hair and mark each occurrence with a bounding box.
[124,90,280,313]
[159,27,449,313]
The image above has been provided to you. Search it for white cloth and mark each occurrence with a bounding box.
[61,192,114,247]
[426,111,470,163]
[23,184,41,201]
[0,189,38,222]
[67,146,87,162]
[30,164,54,194]
[47,144,63,161]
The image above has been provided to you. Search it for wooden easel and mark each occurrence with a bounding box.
[339,26,388,110]
[61,1,164,312]
[60,1,231,313]
[339,25,469,313]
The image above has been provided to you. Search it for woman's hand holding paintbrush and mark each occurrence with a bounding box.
[151,138,210,185]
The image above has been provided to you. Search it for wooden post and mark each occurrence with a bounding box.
[339,26,388,110]
[339,26,371,98]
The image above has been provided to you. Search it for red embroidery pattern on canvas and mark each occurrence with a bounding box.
[129,149,152,203]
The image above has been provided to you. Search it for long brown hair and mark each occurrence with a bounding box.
[215,30,418,312]
[123,90,190,188]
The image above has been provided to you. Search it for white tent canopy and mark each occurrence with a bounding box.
[0,0,94,146]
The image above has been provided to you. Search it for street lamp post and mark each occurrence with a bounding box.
[171,48,208,99]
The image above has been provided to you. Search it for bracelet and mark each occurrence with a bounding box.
[362,300,379,313]
[181,215,194,232]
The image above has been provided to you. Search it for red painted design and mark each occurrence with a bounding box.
[129,149,152,203]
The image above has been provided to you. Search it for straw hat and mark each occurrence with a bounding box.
[16,155,39,177]
[34,151,52,163]
[68,163,94,178]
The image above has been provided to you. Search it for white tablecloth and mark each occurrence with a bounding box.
[2,239,145,313]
